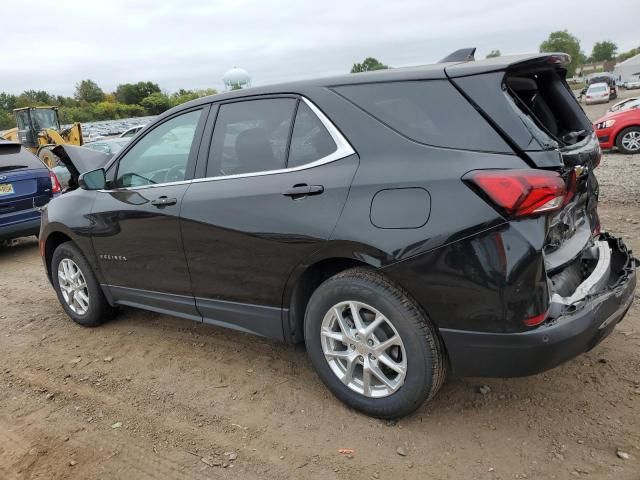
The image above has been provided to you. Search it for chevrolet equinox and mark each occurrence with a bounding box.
[40,50,637,418]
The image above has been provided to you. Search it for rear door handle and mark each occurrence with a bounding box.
[151,196,177,207]
[283,184,324,199]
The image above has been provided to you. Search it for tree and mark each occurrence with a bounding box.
[0,92,17,111]
[539,30,584,77]
[170,88,217,107]
[116,81,161,105]
[486,50,501,58]
[616,46,639,63]
[140,92,172,115]
[351,57,388,73]
[0,110,14,130]
[590,41,618,63]
[74,79,105,103]
[15,90,54,107]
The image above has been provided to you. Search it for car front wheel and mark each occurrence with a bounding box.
[616,127,640,154]
[51,241,115,327]
[304,268,446,418]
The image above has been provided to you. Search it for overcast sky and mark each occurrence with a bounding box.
[3,0,638,96]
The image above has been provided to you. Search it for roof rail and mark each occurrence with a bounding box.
[439,48,476,63]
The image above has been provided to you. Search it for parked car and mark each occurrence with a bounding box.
[609,96,640,112]
[84,138,131,156]
[0,141,60,242]
[623,80,640,90]
[584,82,611,104]
[594,106,640,153]
[120,125,146,138]
[585,75,618,100]
[39,51,636,418]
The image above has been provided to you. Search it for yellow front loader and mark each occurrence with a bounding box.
[1,106,83,168]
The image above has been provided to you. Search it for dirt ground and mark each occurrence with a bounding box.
[1,91,639,480]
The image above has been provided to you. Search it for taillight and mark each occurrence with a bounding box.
[49,170,61,194]
[464,169,566,218]
[523,311,547,327]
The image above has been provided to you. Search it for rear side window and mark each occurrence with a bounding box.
[333,80,507,151]
[505,70,591,145]
[287,102,337,168]
[207,98,296,177]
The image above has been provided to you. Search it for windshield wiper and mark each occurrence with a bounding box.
[0,165,28,172]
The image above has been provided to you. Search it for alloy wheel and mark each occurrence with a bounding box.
[57,258,90,315]
[320,301,407,398]
[621,131,640,152]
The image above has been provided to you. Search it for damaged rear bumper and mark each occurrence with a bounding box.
[440,234,636,377]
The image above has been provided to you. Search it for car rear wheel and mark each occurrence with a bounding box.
[616,127,640,154]
[304,268,446,418]
[51,241,115,327]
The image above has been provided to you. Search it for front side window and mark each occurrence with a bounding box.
[115,109,202,187]
[207,98,296,177]
[287,102,337,168]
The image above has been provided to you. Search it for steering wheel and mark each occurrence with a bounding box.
[166,165,185,182]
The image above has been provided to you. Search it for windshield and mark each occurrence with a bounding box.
[31,109,59,131]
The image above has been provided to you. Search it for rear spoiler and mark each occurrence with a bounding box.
[445,52,572,78]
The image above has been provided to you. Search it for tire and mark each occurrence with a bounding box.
[616,127,640,154]
[304,267,447,418]
[51,241,115,327]
[38,147,61,168]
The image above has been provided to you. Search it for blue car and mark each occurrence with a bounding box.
[0,141,60,242]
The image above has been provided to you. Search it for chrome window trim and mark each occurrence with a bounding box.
[98,96,355,192]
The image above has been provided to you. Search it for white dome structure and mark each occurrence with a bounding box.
[223,67,251,90]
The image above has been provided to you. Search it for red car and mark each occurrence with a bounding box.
[593,102,640,154]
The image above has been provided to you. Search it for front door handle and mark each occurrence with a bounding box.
[151,196,177,207]
[283,184,324,199]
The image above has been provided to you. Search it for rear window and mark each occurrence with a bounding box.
[0,143,46,171]
[333,80,508,152]
[588,85,608,93]
[505,70,592,145]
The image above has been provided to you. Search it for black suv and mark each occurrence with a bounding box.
[40,51,636,418]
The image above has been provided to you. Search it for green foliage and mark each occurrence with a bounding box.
[141,92,172,115]
[170,88,218,107]
[15,90,54,107]
[589,41,618,62]
[116,81,161,105]
[1,82,216,131]
[74,79,105,103]
[617,46,640,63]
[486,50,501,58]
[0,93,17,111]
[0,110,13,130]
[539,30,585,77]
[351,57,389,73]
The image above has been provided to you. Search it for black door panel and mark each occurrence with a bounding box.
[91,185,194,298]
[180,155,359,309]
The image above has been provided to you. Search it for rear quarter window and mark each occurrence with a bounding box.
[333,80,509,152]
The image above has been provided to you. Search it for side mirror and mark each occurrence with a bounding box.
[78,168,106,190]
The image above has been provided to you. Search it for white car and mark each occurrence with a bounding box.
[584,82,610,105]
[120,125,146,138]
[625,80,640,90]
